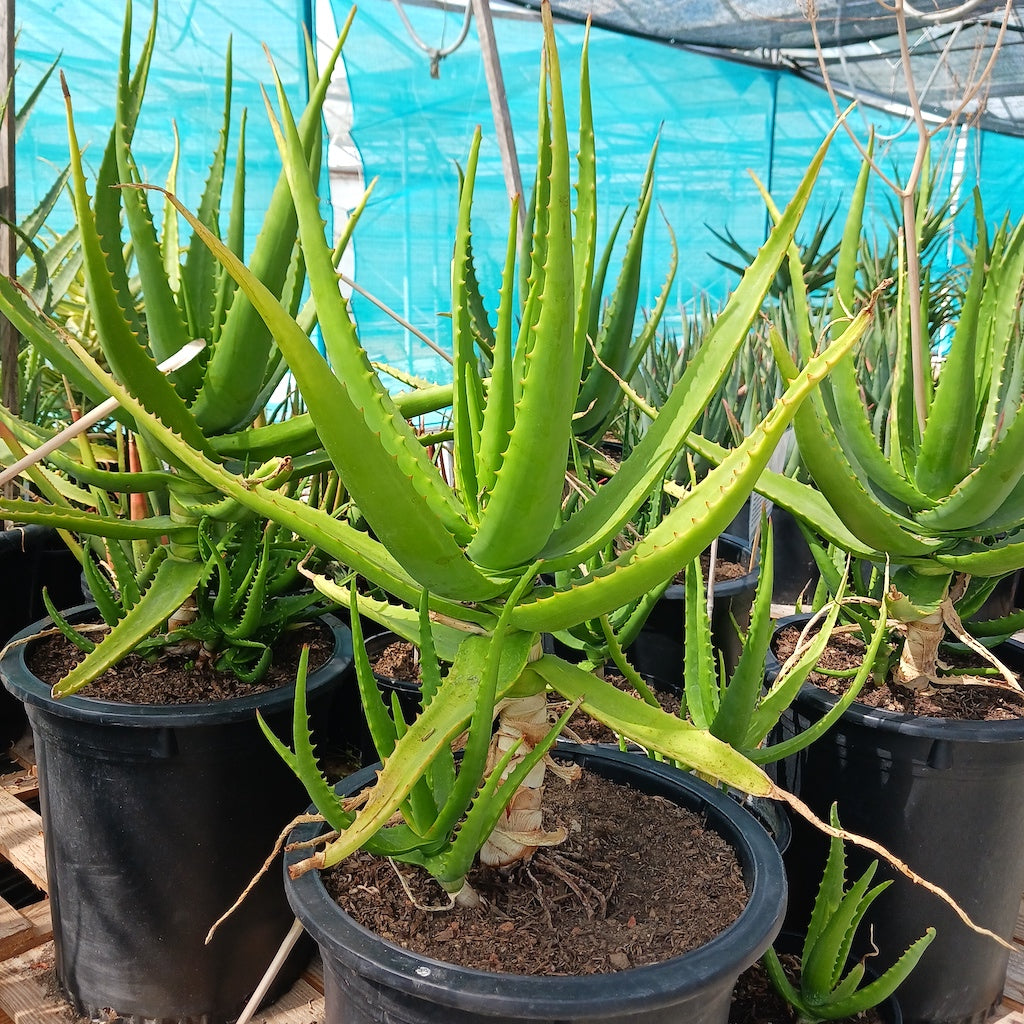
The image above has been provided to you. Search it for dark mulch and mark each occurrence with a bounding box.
[322,766,747,975]
[774,624,1024,721]
[22,621,332,705]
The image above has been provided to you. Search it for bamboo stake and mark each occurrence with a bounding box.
[0,338,206,488]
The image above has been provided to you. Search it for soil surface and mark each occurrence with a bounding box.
[370,638,420,682]
[729,953,885,1024]
[22,621,332,705]
[671,552,751,587]
[774,624,1024,721]
[322,765,747,975]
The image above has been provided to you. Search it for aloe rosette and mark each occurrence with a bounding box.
[690,151,1024,691]
[31,1,903,911]
[0,5,453,691]
[764,808,935,1023]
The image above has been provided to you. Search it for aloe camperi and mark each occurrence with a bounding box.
[0,3,453,693]
[41,0,901,911]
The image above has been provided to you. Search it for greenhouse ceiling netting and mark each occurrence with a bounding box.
[501,1,1024,138]
[13,0,1024,382]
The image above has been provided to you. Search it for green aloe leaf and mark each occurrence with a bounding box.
[536,117,844,571]
[51,556,207,697]
[822,929,935,1019]
[535,655,775,796]
[711,521,774,748]
[62,76,211,455]
[770,329,938,557]
[450,128,486,519]
[913,196,987,497]
[188,10,358,434]
[808,156,932,512]
[466,2,580,571]
[683,553,717,730]
[514,296,879,632]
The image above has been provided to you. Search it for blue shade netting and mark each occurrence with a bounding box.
[325,0,1024,381]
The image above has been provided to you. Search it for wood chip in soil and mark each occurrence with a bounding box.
[322,765,747,976]
[24,620,332,705]
[773,624,1024,721]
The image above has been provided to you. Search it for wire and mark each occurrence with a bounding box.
[390,0,474,78]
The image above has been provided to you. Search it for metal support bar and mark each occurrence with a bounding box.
[470,0,526,237]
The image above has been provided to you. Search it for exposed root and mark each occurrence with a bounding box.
[534,849,614,920]
[205,813,329,944]
[387,858,458,912]
[773,785,1015,951]
[525,864,555,929]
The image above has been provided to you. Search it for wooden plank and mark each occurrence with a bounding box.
[301,956,324,995]
[1005,945,1024,1010]
[993,1011,1024,1024]
[18,904,49,936]
[0,899,50,963]
[0,772,38,802]
[0,941,66,1024]
[0,791,45,892]
[259,978,323,1024]
[0,899,38,963]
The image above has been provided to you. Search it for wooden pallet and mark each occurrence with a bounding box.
[0,745,1021,1024]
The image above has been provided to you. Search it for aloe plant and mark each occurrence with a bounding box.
[691,148,1024,692]
[0,52,78,427]
[0,2,451,693]
[763,807,935,1023]
[44,0,896,912]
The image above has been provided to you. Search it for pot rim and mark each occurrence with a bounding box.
[285,743,786,1019]
[768,612,1024,742]
[0,603,353,727]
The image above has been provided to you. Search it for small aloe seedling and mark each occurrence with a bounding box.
[763,806,935,1023]
[575,516,892,766]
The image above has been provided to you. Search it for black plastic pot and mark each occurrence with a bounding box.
[767,614,1024,1024]
[0,526,83,746]
[286,744,787,1024]
[0,606,354,1024]
[626,533,757,686]
[768,508,819,604]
